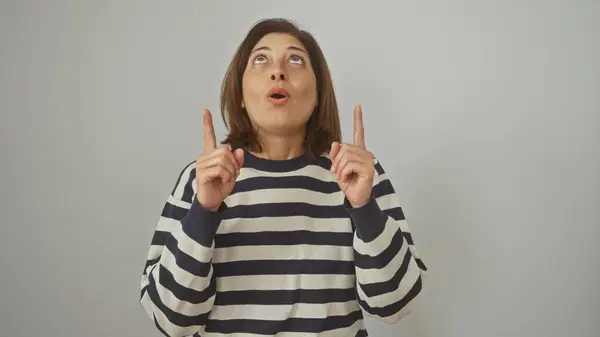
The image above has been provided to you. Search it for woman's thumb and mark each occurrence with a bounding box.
[234,148,245,166]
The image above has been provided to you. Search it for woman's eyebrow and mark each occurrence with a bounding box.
[250,45,308,54]
[287,46,308,54]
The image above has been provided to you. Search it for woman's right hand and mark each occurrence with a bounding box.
[196,109,244,211]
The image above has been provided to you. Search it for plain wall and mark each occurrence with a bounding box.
[1,1,599,336]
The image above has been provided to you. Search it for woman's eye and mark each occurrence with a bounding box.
[290,55,304,64]
[253,55,268,64]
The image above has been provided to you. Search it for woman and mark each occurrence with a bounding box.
[140,18,428,337]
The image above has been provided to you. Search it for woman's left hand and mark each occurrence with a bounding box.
[329,104,375,208]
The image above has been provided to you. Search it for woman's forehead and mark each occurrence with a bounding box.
[252,33,306,52]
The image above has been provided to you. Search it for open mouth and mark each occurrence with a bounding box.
[267,88,290,105]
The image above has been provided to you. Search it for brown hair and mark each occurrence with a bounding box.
[219,18,342,159]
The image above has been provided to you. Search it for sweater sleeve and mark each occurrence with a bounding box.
[344,158,428,323]
[139,161,222,337]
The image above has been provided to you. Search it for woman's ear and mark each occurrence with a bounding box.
[241,100,245,108]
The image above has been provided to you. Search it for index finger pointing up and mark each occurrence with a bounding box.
[203,109,217,152]
[353,104,365,148]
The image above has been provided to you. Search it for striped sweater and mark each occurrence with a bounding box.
[140,150,428,337]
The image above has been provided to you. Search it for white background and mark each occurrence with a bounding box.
[1,1,598,336]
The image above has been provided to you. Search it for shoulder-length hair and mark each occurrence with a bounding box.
[219,18,342,159]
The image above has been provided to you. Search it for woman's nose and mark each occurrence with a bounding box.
[270,66,286,81]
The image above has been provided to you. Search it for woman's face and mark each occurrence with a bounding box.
[242,33,317,136]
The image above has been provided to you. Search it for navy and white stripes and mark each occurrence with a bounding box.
[140,151,427,337]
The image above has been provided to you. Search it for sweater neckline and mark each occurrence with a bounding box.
[243,149,310,172]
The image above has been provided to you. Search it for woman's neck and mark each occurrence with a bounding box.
[252,131,305,160]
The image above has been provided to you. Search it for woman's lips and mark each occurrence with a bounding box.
[267,88,290,105]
